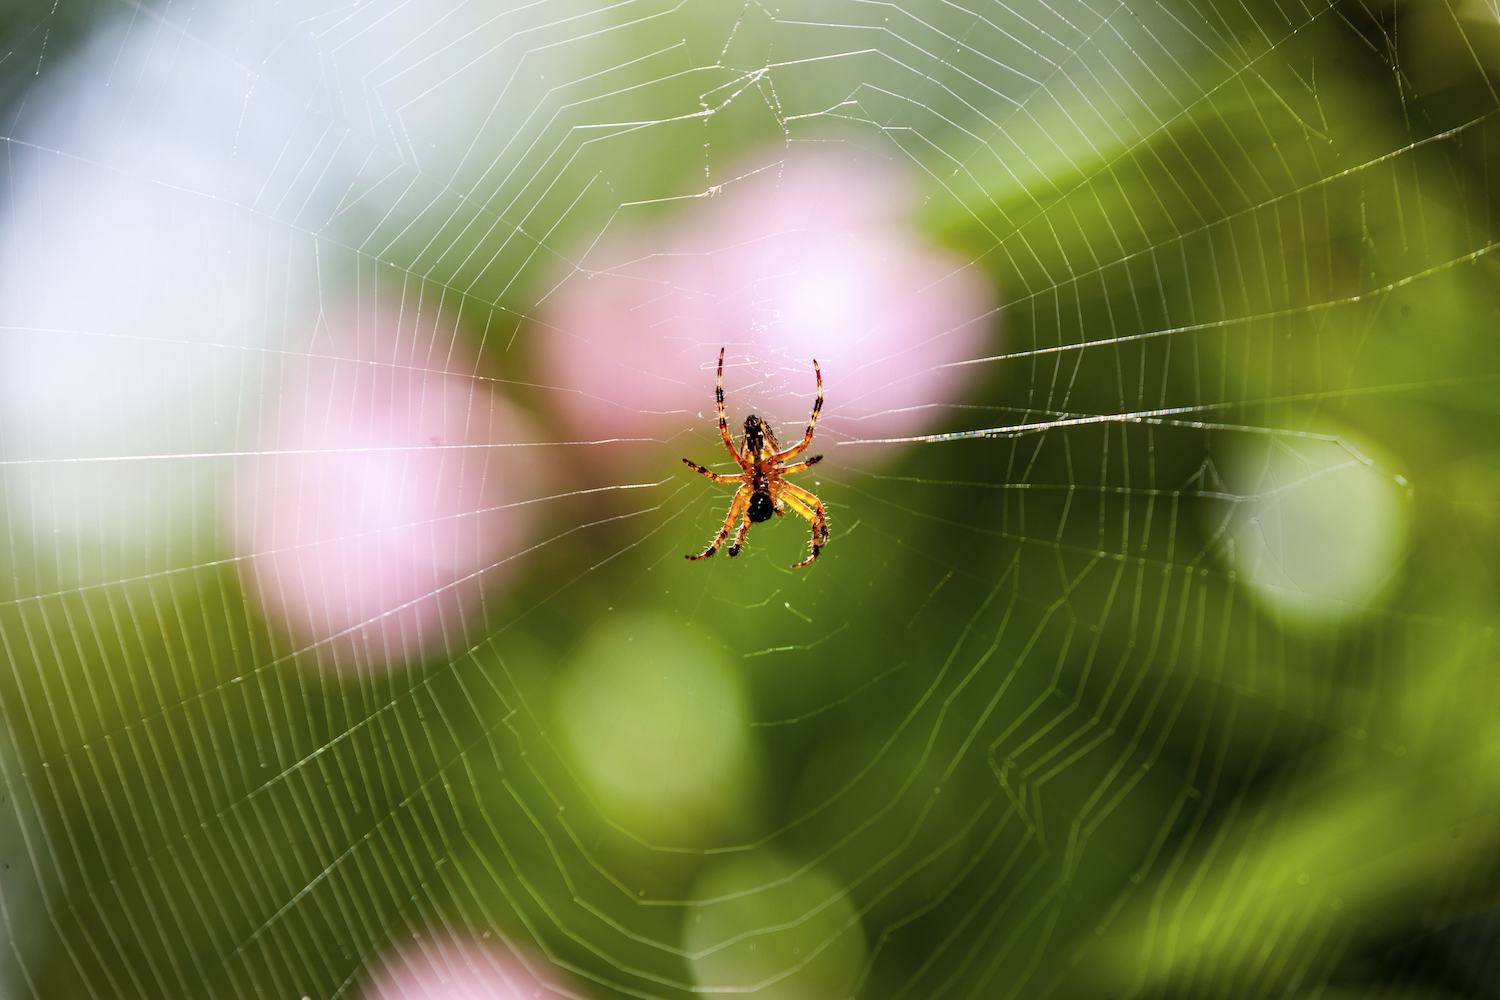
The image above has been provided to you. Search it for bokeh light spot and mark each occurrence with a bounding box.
[553,613,758,843]
[684,852,867,1000]
[1217,429,1411,625]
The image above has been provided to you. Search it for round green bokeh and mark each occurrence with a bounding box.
[1220,430,1410,625]
[684,852,867,1000]
[553,612,757,843]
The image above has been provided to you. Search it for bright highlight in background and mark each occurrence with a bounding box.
[1216,429,1411,625]
[553,613,759,844]
[684,852,867,1000]
[0,27,315,585]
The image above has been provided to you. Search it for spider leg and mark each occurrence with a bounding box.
[781,483,830,544]
[686,485,749,560]
[779,484,830,568]
[714,347,744,464]
[727,510,753,557]
[779,455,823,475]
[770,357,822,462]
[682,458,741,483]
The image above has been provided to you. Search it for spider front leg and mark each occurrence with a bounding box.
[686,486,749,560]
[771,357,822,462]
[714,347,743,464]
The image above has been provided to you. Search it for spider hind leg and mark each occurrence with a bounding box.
[727,512,752,557]
[780,485,830,569]
[687,486,749,560]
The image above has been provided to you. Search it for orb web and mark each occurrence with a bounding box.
[0,1,1497,998]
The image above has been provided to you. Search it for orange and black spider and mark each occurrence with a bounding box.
[682,347,830,568]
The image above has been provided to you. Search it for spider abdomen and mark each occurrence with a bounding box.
[747,489,776,523]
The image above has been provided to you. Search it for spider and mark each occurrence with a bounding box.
[682,347,830,568]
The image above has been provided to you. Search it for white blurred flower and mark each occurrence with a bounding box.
[0,22,320,583]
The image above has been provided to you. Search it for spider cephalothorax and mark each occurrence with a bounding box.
[682,348,830,567]
[742,414,776,460]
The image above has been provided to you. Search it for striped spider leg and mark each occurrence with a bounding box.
[682,349,830,566]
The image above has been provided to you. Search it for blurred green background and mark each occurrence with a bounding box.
[1,0,1499,997]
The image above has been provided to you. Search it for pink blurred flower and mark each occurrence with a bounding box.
[537,147,996,466]
[362,936,568,1000]
[230,303,539,672]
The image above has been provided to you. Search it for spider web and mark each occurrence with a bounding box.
[0,0,1498,998]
